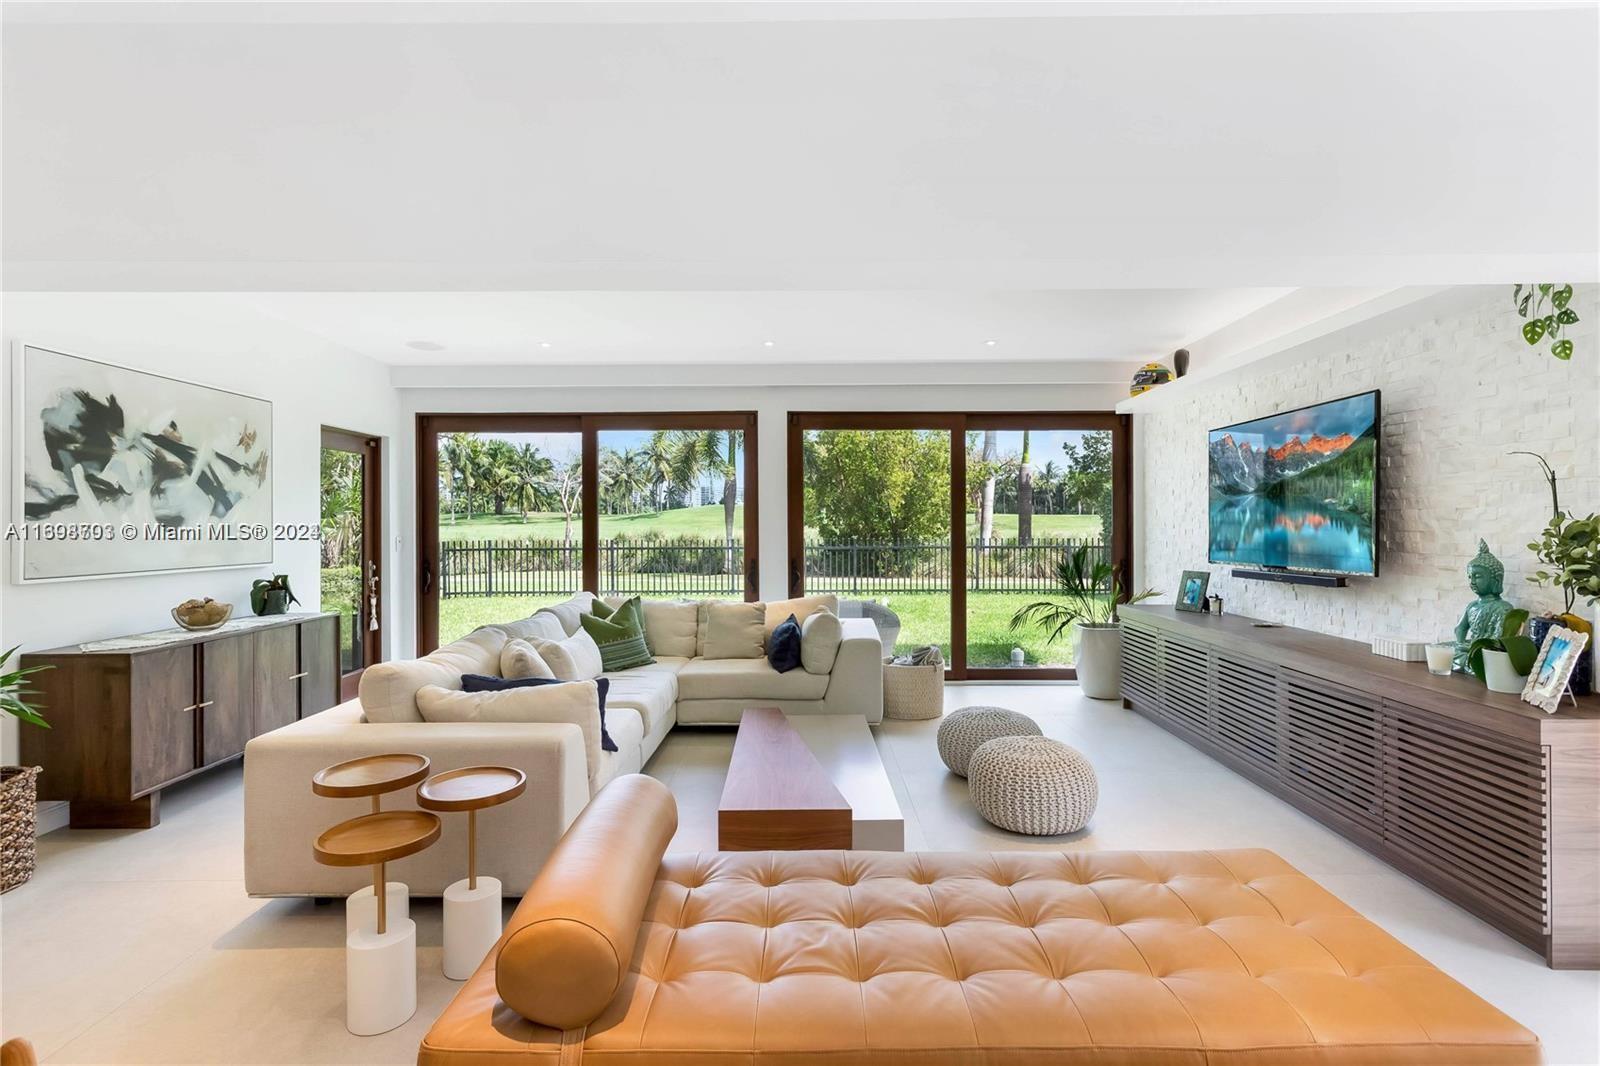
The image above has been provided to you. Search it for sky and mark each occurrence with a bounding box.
[1210,392,1378,445]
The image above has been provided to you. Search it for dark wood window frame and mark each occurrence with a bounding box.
[417,412,759,654]
[786,411,1131,681]
[321,426,384,701]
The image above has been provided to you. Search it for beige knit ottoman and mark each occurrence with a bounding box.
[936,706,1042,777]
[968,735,1098,835]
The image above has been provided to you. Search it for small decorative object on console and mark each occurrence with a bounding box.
[1176,570,1210,612]
[1451,539,1517,673]
[1371,634,1427,662]
[1467,608,1538,694]
[1522,625,1589,713]
[171,597,233,631]
[251,574,300,616]
[1206,593,1224,615]
[1128,361,1173,397]
[1424,642,1455,676]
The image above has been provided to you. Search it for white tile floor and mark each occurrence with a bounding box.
[3,684,1598,1064]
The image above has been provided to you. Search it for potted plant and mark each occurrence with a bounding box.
[2,645,51,893]
[1009,546,1157,699]
[250,574,300,616]
[1466,609,1539,694]
[1517,451,1597,694]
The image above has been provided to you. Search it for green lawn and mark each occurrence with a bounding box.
[438,588,1086,666]
[436,506,1099,543]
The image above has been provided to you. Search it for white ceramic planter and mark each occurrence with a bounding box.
[1481,649,1525,694]
[1075,623,1123,700]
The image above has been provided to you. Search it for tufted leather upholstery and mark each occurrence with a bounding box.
[421,779,1539,1066]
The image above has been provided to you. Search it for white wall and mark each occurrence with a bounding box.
[1,293,402,763]
[1135,285,1600,643]
[394,380,1128,657]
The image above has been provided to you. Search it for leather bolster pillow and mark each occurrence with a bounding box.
[496,774,678,1029]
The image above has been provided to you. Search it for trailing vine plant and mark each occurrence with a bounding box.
[1513,283,1579,360]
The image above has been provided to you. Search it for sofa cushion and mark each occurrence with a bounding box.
[416,680,604,791]
[358,626,505,723]
[534,592,598,637]
[500,638,556,680]
[801,607,843,674]
[463,674,618,752]
[767,613,802,673]
[599,664,679,741]
[594,712,645,790]
[763,594,840,639]
[701,601,766,659]
[639,599,698,658]
[579,599,655,672]
[498,613,567,643]
[532,629,605,681]
[678,657,830,701]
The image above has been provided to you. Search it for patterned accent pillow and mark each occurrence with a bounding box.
[579,597,656,672]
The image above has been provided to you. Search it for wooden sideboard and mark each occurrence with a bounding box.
[21,613,340,828]
[1119,604,1600,969]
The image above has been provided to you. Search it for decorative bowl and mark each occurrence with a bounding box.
[171,602,234,631]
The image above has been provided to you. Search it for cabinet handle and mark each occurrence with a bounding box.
[194,700,215,709]
[180,704,198,713]
[288,672,309,680]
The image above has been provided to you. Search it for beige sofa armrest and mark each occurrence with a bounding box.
[243,701,589,896]
[822,617,885,723]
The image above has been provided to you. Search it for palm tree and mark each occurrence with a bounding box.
[513,444,554,520]
[1039,460,1061,516]
[645,430,679,511]
[1017,429,1034,545]
[480,438,520,515]
[978,430,997,545]
[441,433,485,519]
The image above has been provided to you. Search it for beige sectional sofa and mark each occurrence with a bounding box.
[242,592,881,897]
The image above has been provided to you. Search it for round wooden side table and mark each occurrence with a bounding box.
[417,766,527,980]
[314,810,440,1036]
[313,753,430,936]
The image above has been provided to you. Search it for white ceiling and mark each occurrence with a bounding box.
[2,2,1594,369]
[237,288,1290,365]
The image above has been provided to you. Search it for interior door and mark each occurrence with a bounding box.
[321,427,383,699]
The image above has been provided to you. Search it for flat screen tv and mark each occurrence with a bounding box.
[1207,390,1380,576]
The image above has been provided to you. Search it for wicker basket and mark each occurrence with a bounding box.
[882,657,944,721]
[1,766,41,893]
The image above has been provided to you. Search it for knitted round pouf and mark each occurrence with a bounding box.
[968,736,1098,836]
[936,706,1042,777]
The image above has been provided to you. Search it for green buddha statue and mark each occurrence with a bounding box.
[1453,539,1516,672]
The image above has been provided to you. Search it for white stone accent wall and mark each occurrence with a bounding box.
[1137,286,1600,644]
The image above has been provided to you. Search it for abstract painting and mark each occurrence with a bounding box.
[12,345,273,581]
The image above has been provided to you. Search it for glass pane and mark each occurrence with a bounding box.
[803,428,952,662]
[319,445,364,673]
[596,429,745,599]
[966,428,1114,668]
[435,430,584,645]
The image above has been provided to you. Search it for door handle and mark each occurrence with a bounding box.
[789,560,801,597]
[288,672,308,681]
[180,704,198,713]
[194,700,214,710]
[422,557,434,595]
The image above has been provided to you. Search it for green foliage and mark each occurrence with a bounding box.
[320,564,361,616]
[1513,283,1580,360]
[1467,608,1538,682]
[1277,432,1377,519]
[1528,512,1600,613]
[0,645,51,730]
[250,573,300,614]
[1008,545,1158,641]
[805,430,951,543]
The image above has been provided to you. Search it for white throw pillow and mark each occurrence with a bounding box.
[532,629,605,680]
[500,639,556,680]
[415,681,601,790]
[499,613,567,644]
[534,592,598,637]
[801,608,843,674]
[358,627,505,723]
[620,599,698,658]
[702,601,766,659]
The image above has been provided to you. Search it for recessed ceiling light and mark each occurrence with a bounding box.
[539,341,552,349]
[984,339,998,347]
[406,340,445,352]
[763,340,776,348]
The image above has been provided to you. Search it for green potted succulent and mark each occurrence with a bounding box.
[1517,451,1597,694]
[1009,545,1158,699]
[2,645,51,893]
[250,574,300,616]
[1466,609,1539,694]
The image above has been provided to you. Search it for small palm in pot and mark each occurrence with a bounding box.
[1009,546,1157,699]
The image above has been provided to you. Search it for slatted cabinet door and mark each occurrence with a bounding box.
[1121,619,1162,707]
[1159,632,1212,736]
[1212,651,1280,774]
[1279,670,1381,832]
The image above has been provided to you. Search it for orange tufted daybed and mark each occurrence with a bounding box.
[419,774,1539,1066]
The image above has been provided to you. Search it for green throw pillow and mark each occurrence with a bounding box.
[587,597,616,620]
[579,597,654,671]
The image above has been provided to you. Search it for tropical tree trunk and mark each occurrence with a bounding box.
[1017,429,1034,545]
[979,430,997,545]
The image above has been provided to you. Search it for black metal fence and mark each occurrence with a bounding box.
[439,536,1105,599]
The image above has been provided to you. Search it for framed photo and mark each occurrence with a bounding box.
[1176,570,1211,612]
[11,343,274,582]
[1522,625,1589,713]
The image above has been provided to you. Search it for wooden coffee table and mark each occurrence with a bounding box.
[717,708,904,851]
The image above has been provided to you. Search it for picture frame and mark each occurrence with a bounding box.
[1176,570,1211,612]
[1521,625,1589,714]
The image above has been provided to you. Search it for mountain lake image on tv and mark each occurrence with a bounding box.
[1208,390,1379,576]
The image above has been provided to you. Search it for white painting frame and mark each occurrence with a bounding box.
[10,343,275,583]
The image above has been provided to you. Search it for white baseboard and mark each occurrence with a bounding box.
[36,800,69,836]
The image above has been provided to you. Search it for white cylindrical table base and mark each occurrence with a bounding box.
[345,881,409,938]
[442,876,502,980]
[345,918,417,1036]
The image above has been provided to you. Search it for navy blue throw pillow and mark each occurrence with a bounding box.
[768,613,802,673]
[460,674,617,752]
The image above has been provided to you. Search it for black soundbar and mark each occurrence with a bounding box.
[1231,568,1348,588]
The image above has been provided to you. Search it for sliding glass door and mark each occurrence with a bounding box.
[320,427,384,699]
[789,412,1128,679]
[417,413,757,652]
